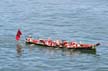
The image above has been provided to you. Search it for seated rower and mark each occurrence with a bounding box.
[26,35,39,44]
[70,41,80,48]
[44,38,52,46]
[51,41,57,47]
[55,40,62,47]
[39,38,55,46]
[62,41,71,48]
[62,40,68,47]
[39,39,46,45]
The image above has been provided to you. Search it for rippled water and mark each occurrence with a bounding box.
[0,0,108,71]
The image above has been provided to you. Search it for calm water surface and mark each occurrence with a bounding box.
[0,0,108,71]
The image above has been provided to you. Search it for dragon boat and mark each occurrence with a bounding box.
[25,38,100,50]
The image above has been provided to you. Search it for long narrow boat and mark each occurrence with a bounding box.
[25,39,100,50]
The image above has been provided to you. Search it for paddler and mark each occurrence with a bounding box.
[62,40,71,48]
[70,41,80,48]
[44,38,52,46]
[62,40,68,47]
[26,35,33,43]
[55,39,62,47]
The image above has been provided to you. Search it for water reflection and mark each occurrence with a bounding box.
[62,49,96,56]
[27,44,35,53]
[26,44,96,56]
[16,43,23,57]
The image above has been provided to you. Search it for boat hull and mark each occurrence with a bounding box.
[26,42,100,50]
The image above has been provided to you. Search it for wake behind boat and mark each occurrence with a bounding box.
[25,35,100,50]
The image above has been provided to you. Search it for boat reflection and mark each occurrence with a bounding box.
[62,49,96,56]
[26,44,96,56]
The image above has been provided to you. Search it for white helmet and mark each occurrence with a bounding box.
[28,35,32,38]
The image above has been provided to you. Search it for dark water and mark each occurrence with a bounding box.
[0,0,108,71]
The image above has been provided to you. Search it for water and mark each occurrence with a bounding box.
[0,0,108,71]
